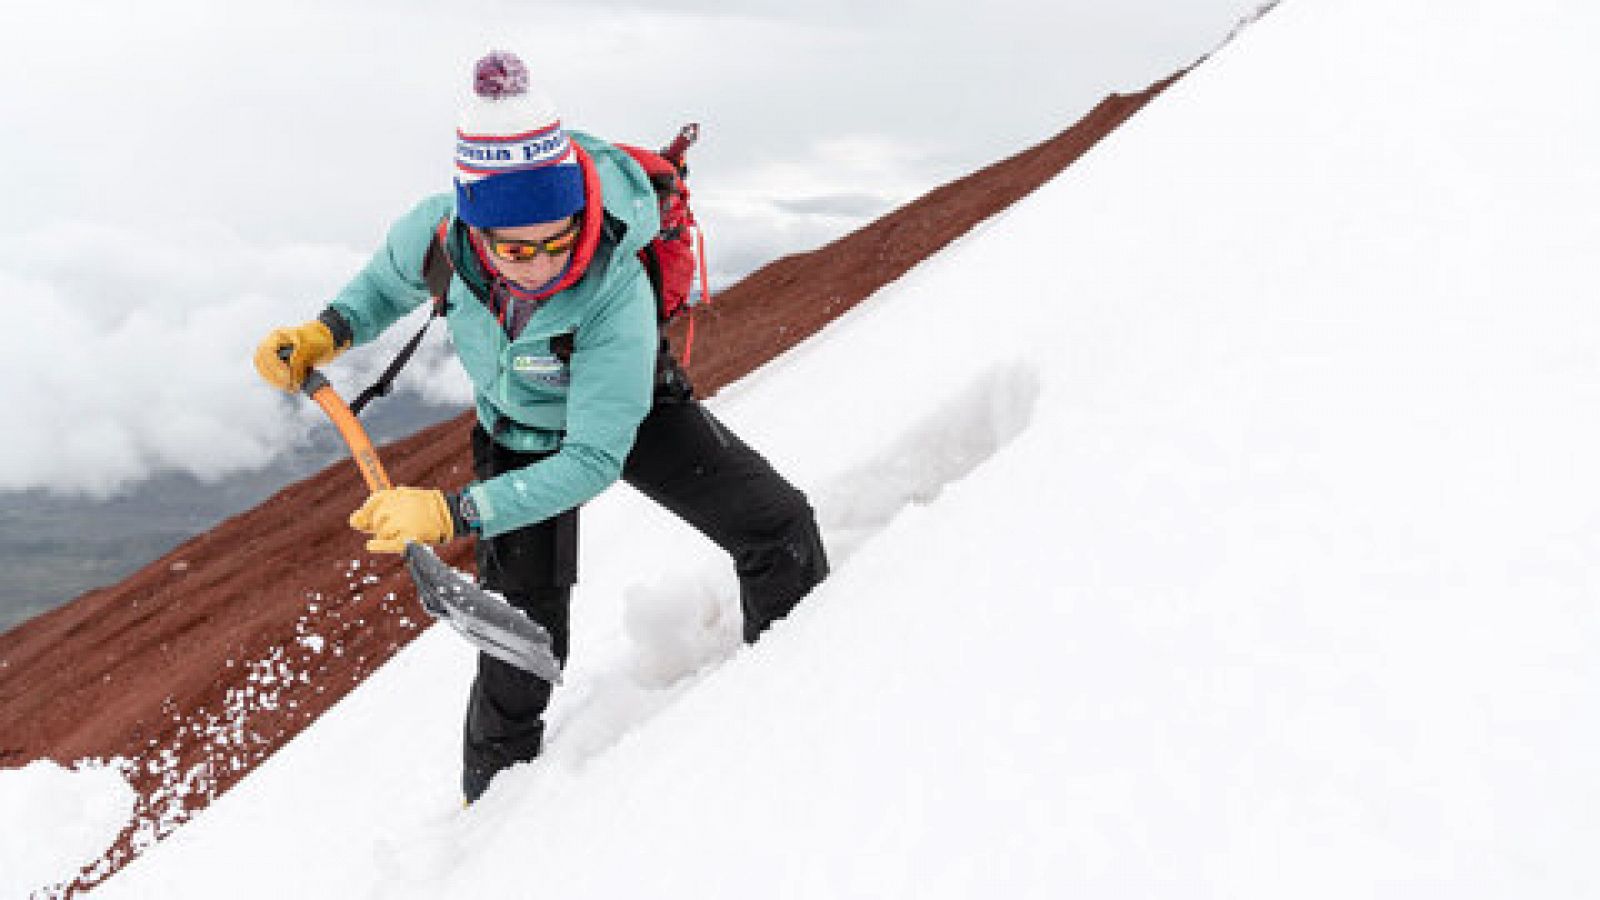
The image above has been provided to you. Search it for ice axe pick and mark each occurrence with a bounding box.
[279,347,562,683]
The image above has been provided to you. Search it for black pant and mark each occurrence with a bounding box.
[462,392,828,798]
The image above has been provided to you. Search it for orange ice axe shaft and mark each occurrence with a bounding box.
[302,371,392,493]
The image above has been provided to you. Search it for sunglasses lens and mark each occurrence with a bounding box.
[495,240,540,262]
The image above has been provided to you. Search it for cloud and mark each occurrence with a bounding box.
[688,133,947,287]
[0,219,435,497]
[769,194,894,219]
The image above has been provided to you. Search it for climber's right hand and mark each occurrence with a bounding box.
[253,320,345,393]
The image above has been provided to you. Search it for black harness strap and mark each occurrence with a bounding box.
[350,223,455,417]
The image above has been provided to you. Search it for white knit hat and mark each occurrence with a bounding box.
[453,52,585,228]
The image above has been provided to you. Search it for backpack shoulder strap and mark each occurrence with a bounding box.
[422,217,454,314]
[349,217,454,417]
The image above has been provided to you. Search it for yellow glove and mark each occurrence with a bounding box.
[349,487,457,554]
[253,320,345,393]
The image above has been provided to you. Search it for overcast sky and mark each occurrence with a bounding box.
[0,0,1263,496]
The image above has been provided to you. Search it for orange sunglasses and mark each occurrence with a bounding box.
[479,216,582,263]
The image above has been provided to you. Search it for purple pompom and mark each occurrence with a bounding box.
[474,52,529,100]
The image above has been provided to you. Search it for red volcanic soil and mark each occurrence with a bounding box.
[0,74,1177,893]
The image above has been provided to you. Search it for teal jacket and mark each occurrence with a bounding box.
[325,133,661,538]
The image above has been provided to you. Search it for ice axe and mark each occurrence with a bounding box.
[279,348,562,683]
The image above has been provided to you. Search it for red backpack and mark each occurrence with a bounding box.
[619,123,713,352]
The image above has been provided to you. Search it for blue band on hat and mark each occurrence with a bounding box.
[455,165,585,228]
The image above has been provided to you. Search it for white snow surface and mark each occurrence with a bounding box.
[0,761,135,897]
[68,0,1600,897]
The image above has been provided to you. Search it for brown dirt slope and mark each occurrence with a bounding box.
[0,73,1177,893]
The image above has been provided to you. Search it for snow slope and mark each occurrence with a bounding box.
[58,0,1600,896]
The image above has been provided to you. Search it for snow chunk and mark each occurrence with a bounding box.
[0,759,136,897]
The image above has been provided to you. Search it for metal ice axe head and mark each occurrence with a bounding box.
[279,347,562,683]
